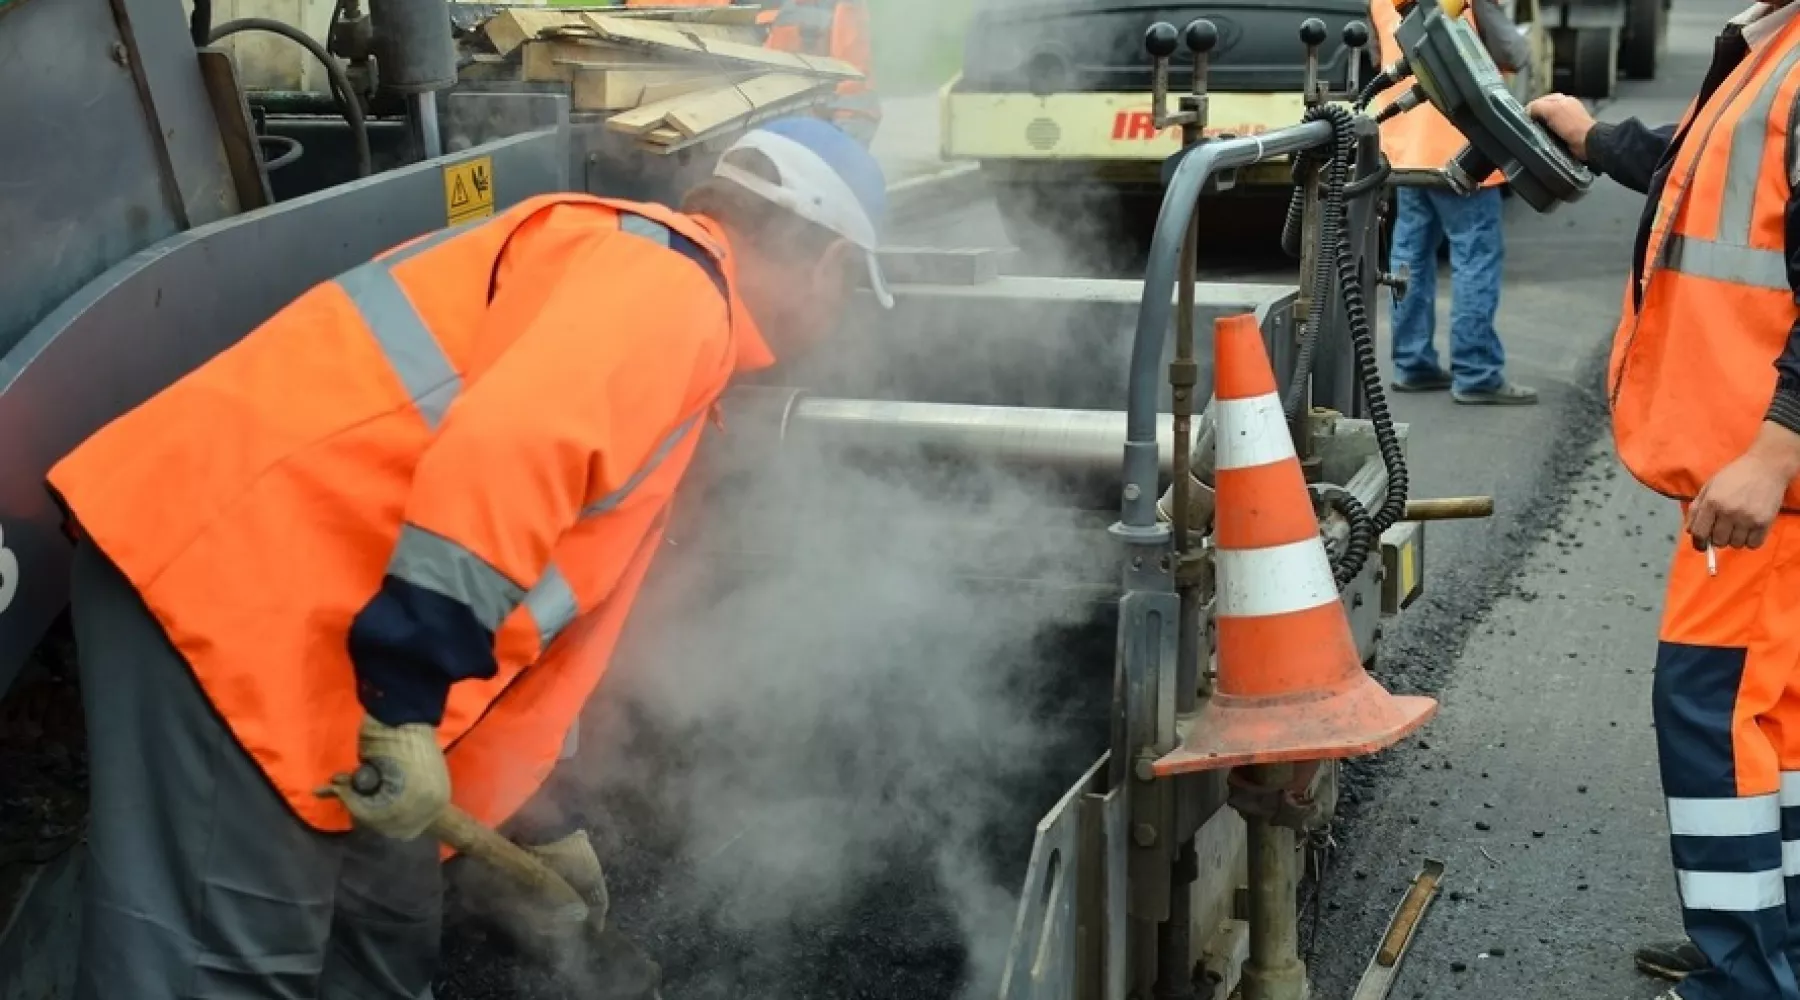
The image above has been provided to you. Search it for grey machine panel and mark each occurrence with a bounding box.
[0,129,571,692]
[0,0,240,360]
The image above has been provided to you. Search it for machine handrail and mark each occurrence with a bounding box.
[1118,119,1336,534]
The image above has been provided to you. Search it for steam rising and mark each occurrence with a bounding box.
[560,432,1114,999]
[444,4,1205,996]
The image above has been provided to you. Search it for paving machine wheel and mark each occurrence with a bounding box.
[1556,26,1618,100]
[1619,0,1665,80]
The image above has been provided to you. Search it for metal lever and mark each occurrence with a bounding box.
[1339,20,1371,98]
[1378,263,1411,304]
[1300,18,1328,107]
[1146,19,1220,139]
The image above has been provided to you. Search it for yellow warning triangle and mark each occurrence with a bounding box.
[450,176,470,208]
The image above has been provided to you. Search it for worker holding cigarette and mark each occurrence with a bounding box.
[46,118,891,1000]
[1529,6,1800,997]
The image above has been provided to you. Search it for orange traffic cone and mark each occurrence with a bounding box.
[1153,314,1436,777]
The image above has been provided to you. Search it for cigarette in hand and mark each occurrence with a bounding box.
[1707,543,1718,577]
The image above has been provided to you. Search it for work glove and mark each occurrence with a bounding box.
[322,716,451,841]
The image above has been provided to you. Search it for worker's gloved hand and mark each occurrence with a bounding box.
[324,716,451,840]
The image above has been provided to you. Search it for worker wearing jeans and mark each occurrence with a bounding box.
[1387,186,1519,400]
[1370,0,1538,405]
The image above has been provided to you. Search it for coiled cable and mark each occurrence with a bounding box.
[1314,483,1378,589]
[1275,103,1411,584]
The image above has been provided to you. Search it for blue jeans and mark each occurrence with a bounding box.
[1388,186,1507,394]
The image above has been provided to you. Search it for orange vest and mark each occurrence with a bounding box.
[1369,1,1503,187]
[1610,16,1800,508]
[759,0,880,128]
[47,195,773,832]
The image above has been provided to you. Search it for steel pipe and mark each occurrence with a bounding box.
[1403,496,1494,521]
[411,92,443,159]
[720,388,1176,505]
[1121,120,1337,534]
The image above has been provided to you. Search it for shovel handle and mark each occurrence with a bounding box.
[432,806,590,922]
[347,766,588,923]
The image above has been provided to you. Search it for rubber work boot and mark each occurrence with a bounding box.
[1452,382,1538,406]
[1635,938,1707,982]
[1391,369,1453,393]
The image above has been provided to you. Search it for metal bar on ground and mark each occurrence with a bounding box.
[1350,858,1446,1000]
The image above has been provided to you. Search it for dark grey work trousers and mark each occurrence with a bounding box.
[70,538,442,999]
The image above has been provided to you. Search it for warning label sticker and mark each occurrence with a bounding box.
[444,156,495,225]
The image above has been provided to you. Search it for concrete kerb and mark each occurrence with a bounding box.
[885,163,987,226]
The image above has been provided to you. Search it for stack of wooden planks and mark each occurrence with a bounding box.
[474,6,863,154]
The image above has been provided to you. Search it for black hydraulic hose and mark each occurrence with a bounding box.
[190,0,212,48]
[257,134,304,172]
[1309,104,1411,532]
[1280,104,1410,541]
[1342,153,1391,197]
[1316,484,1378,588]
[1280,127,1348,421]
[210,18,373,178]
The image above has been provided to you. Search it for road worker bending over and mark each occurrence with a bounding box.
[1530,4,1800,998]
[46,117,890,1000]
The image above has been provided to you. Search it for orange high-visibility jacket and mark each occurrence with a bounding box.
[47,195,773,832]
[759,0,880,130]
[1368,1,1503,187]
[1611,15,1800,509]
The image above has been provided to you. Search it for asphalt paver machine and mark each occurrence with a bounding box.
[0,0,1588,996]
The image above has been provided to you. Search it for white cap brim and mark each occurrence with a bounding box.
[714,130,894,309]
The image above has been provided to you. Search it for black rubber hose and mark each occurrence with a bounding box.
[1282,104,1410,539]
[1282,107,1353,421]
[1355,70,1397,111]
[1313,104,1410,531]
[1317,484,1378,588]
[1280,159,1309,259]
[257,133,304,172]
[190,0,212,48]
[210,18,373,178]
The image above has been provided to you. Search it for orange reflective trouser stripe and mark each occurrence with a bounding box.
[1654,513,1800,998]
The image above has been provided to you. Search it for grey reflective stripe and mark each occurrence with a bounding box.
[619,214,671,247]
[1718,41,1800,244]
[334,223,474,429]
[1664,235,1790,289]
[521,563,580,648]
[388,524,526,632]
[582,413,703,518]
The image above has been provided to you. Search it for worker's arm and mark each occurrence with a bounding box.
[347,239,724,728]
[1469,0,1532,74]
[1766,186,1800,435]
[1582,119,1676,194]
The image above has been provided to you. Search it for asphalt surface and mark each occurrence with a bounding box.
[437,13,1719,999]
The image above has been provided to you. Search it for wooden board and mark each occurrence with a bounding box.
[580,14,862,79]
[484,8,762,58]
[482,8,580,56]
[569,67,724,111]
[643,95,836,154]
[604,6,762,26]
[519,39,663,82]
[662,73,824,137]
